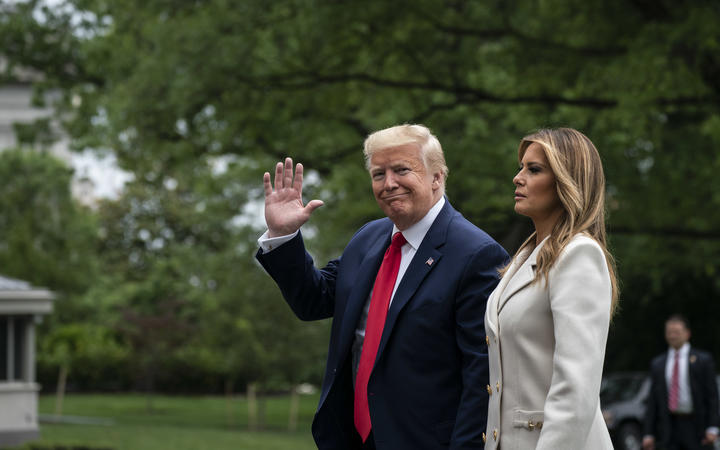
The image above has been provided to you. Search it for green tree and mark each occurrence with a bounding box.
[0,148,99,294]
[3,0,720,379]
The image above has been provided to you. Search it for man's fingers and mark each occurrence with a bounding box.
[283,157,293,189]
[293,163,304,194]
[263,172,272,197]
[273,162,283,191]
[304,199,324,215]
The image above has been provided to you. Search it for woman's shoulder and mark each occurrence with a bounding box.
[564,233,603,253]
[554,233,607,270]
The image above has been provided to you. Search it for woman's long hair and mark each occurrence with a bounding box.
[503,128,619,313]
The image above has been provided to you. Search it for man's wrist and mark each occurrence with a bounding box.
[258,229,298,253]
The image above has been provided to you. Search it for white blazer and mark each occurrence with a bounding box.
[484,234,614,450]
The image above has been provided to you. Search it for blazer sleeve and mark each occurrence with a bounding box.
[255,231,338,321]
[536,238,613,450]
[450,240,509,448]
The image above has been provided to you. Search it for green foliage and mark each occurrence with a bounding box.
[2,0,720,384]
[0,149,99,293]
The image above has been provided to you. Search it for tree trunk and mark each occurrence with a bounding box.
[54,364,68,416]
[247,382,258,431]
[258,393,266,430]
[225,378,234,428]
[144,365,155,413]
[288,384,300,432]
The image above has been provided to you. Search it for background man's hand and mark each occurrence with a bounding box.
[702,430,718,445]
[642,436,655,450]
[264,157,323,237]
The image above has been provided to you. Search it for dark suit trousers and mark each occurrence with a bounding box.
[665,414,710,450]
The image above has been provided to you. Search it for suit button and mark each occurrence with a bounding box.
[486,335,490,345]
[486,385,492,395]
[493,429,498,440]
[482,432,486,443]
[496,381,500,392]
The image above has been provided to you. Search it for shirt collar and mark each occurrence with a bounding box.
[392,196,445,250]
[669,342,690,357]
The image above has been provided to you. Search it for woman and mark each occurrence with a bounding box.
[484,128,618,450]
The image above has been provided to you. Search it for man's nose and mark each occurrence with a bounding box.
[383,172,399,190]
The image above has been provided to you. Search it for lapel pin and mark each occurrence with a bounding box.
[425,257,434,266]
[690,355,697,364]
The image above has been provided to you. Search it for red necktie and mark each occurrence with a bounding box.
[668,350,680,411]
[354,232,407,442]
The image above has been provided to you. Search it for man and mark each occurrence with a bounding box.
[256,124,508,449]
[643,314,720,450]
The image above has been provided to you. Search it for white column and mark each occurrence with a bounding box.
[6,317,14,381]
[25,317,35,382]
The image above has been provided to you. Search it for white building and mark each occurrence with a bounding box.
[0,275,55,447]
[0,78,131,205]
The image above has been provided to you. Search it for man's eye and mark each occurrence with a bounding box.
[396,167,410,174]
[372,173,384,180]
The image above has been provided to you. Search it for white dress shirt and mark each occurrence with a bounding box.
[665,343,693,414]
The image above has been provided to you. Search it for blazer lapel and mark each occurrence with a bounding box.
[373,201,452,365]
[497,244,542,314]
[485,257,520,337]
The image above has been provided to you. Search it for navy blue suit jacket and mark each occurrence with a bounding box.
[643,347,720,446]
[256,200,509,449]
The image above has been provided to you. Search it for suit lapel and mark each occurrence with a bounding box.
[688,348,700,397]
[373,201,452,365]
[336,223,393,364]
[658,353,669,404]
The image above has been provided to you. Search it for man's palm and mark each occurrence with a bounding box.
[264,157,323,237]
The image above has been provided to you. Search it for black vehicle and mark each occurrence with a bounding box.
[601,372,720,450]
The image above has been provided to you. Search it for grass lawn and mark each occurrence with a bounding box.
[12,392,320,450]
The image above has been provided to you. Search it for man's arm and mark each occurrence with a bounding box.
[702,353,719,444]
[450,241,509,449]
[256,232,338,321]
[642,362,659,450]
[256,157,334,321]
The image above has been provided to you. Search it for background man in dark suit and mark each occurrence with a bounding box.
[643,314,720,450]
[256,124,508,449]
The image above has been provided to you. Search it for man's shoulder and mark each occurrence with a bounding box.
[445,209,503,250]
[346,217,393,245]
[650,353,667,369]
[690,347,715,363]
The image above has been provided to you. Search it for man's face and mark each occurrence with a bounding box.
[665,321,691,350]
[369,144,441,230]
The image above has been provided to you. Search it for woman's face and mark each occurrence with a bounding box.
[513,143,562,224]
